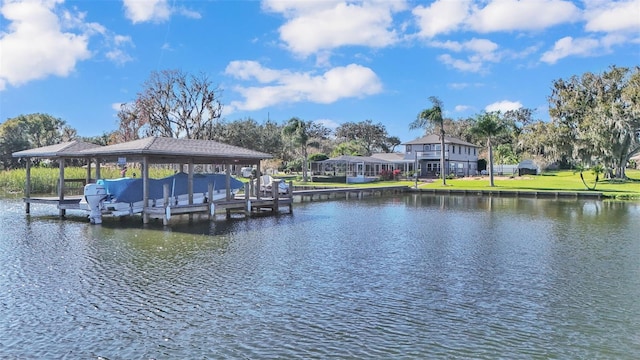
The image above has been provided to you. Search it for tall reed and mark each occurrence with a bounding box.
[0,166,176,195]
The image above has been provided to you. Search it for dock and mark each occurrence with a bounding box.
[291,185,408,201]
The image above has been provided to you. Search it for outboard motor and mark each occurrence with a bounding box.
[84,183,106,224]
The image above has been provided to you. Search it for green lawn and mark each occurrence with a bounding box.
[292,169,640,199]
[414,170,640,198]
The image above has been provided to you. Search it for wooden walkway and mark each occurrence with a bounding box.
[415,188,603,199]
[291,185,408,201]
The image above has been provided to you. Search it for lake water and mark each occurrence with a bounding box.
[1,195,639,359]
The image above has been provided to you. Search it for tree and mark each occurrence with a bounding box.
[282,117,331,182]
[470,111,507,187]
[335,119,388,155]
[82,131,118,146]
[0,118,30,169]
[382,135,401,153]
[517,120,559,169]
[115,102,146,142]
[574,164,604,190]
[124,69,223,139]
[331,140,366,157]
[0,114,74,169]
[495,144,518,165]
[410,96,447,185]
[549,66,640,178]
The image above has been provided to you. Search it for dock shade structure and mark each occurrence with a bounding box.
[73,137,273,223]
[12,140,103,216]
[13,137,274,222]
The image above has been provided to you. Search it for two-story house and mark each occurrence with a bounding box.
[403,134,481,177]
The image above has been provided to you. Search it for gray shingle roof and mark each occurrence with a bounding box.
[403,134,481,147]
[320,155,391,164]
[76,137,272,162]
[12,140,102,158]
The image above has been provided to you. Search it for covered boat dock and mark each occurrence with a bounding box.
[12,137,291,224]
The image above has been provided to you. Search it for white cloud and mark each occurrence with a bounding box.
[468,0,580,33]
[432,38,500,73]
[540,36,601,64]
[413,0,580,38]
[122,0,170,23]
[412,0,471,38]
[485,100,523,112]
[105,34,134,65]
[448,82,484,90]
[455,105,472,112]
[584,0,640,33]
[438,54,482,73]
[262,0,406,57]
[224,61,382,111]
[315,118,340,130]
[0,0,91,90]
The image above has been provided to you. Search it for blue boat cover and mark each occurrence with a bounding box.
[97,173,244,204]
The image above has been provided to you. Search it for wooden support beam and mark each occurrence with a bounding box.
[208,182,214,220]
[25,157,31,214]
[95,159,101,180]
[142,156,149,224]
[163,183,170,226]
[58,158,65,217]
[188,161,194,222]
[85,158,92,185]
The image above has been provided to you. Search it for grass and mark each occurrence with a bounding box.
[414,169,640,199]
[290,169,640,200]
[0,166,175,196]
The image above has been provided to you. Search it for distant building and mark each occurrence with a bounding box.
[403,134,481,177]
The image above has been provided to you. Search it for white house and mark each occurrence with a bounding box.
[403,134,481,177]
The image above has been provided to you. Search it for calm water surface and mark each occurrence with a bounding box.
[0,195,639,359]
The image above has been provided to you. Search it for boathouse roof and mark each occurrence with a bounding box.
[13,137,273,164]
[75,137,272,164]
[11,140,101,158]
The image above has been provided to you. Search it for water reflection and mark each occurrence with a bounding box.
[0,196,639,358]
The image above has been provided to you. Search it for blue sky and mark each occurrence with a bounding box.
[1,0,639,143]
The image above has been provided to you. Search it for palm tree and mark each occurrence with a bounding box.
[282,117,328,182]
[471,111,507,187]
[410,96,447,185]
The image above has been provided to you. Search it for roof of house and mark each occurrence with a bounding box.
[13,137,272,164]
[403,134,481,147]
[12,140,101,158]
[370,152,410,163]
[320,155,391,164]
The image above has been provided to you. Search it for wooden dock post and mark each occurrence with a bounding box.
[162,183,170,226]
[58,159,65,217]
[244,182,251,217]
[273,179,280,212]
[25,158,31,214]
[288,181,293,213]
[208,182,214,220]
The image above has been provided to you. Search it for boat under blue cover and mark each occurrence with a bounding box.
[97,172,244,204]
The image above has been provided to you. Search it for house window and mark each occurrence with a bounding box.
[474,148,476,155]
[435,144,441,150]
[459,146,461,154]
[424,144,430,151]
[406,145,412,152]
[452,145,455,153]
